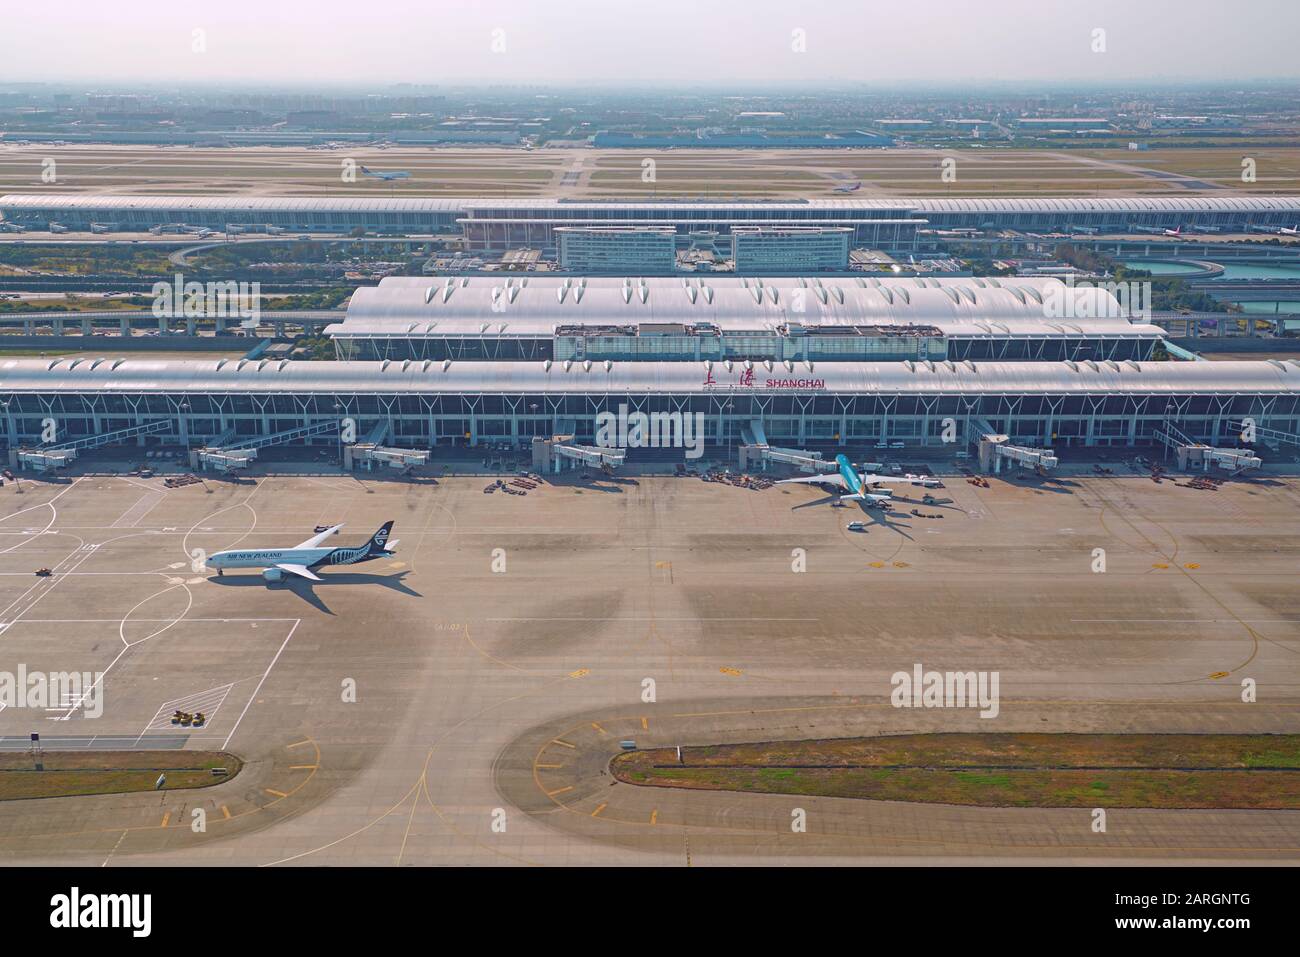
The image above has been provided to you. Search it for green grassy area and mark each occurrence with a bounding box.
[610,734,1300,809]
[0,295,153,314]
[0,751,242,801]
[0,245,173,276]
[259,287,352,310]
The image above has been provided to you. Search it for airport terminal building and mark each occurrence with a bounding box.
[2,354,1297,453]
[0,276,1295,456]
[326,276,1165,364]
[730,227,851,272]
[7,194,1300,252]
[555,226,678,272]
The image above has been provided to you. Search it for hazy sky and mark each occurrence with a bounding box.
[6,0,1298,87]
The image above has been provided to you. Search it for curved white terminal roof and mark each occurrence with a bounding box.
[339,275,1140,334]
[0,194,468,214]
[905,196,1300,215]
[2,357,1296,396]
[326,316,1160,340]
[4,194,1300,216]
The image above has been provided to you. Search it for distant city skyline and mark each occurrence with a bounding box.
[5,0,1299,86]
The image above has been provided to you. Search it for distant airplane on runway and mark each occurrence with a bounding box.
[361,166,411,181]
[833,180,862,193]
[207,522,398,582]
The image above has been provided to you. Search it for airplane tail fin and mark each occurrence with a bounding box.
[367,521,396,554]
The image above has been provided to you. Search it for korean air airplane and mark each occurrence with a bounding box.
[776,455,895,505]
[207,522,398,582]
[777,454,942,505]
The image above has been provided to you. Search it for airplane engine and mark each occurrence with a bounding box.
[263,567,284,583]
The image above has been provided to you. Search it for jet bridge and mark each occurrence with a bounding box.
[1156,421,1261,474]
[1227,418,1300,450]
[343,421,431,471]
[738,420,834,473]
[192,419,341,473]
[195,449,256,473]
[972,419,1059,474]
[14,420,172,472]
[532,434,626,473]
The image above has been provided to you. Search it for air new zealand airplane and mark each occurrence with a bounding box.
[206,522,398,582]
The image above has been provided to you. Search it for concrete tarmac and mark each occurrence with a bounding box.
[0,463,1296,865]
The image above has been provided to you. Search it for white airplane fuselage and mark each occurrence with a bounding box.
[208,545,342,573]
[206,522,396,581]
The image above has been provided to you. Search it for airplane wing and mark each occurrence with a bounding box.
[276,563,322,581]
[295,523,343,549]
[843,490,892,502]
[776,473,849,490]
[858,473,941,490]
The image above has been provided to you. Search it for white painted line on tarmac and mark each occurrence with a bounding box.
[222,619,301,751]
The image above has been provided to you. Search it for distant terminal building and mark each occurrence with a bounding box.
[0,130,521,147]
[730,226,851,273]
[590,131,894,148]
[0,195,466,236]
[1014,117,1111,131]
[455,200,922,253]
[5,194,1300,249]
[555,226,677,273]
[326,275,1163,364]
